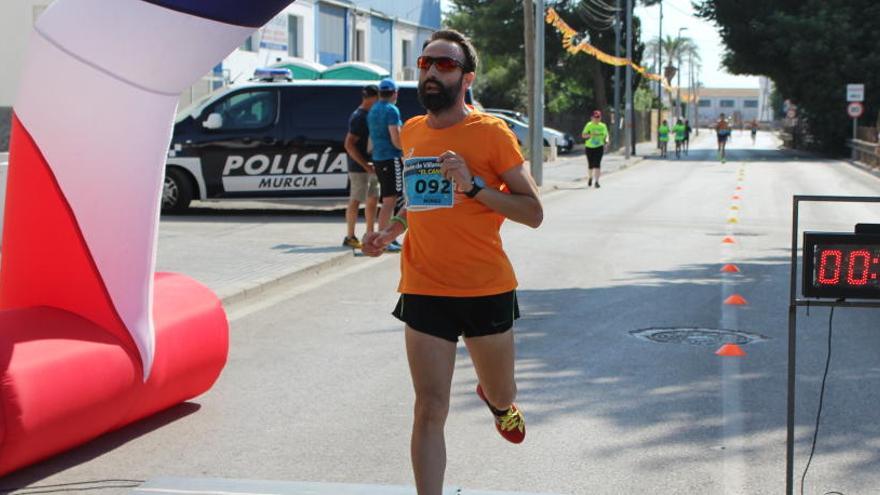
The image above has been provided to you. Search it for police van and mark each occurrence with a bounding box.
[163,76,470,213]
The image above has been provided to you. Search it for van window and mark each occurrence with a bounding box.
[285,86,362,140]
[206,89,277,130]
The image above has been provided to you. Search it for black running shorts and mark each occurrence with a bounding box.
[392,291,520,342]
[374,158,402,199]
[585,146,604,169]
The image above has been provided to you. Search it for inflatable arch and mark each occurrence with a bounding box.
[0,0,293,476]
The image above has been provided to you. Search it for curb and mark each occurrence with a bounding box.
[219,249,362,309]
[545,154,648,193]
[847,158,880,180]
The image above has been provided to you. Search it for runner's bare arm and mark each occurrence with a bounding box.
[439,151,542,228]
[485,164,543,228]
[362,208,407,257]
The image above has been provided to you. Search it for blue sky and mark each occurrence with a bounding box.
[440,0,760,89]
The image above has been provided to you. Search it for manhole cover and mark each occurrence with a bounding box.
[629,327,768,346]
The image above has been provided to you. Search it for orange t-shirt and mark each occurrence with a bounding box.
[398,112,524,296]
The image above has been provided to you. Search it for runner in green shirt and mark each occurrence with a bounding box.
[673,119,686,159]
[658,120,670,159]
[581,110,609,188]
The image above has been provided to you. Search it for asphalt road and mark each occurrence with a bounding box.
[6,132,880,495]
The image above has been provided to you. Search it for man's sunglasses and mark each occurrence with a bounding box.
[417,56,466,72]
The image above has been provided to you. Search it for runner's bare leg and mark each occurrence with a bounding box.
[365,195,378,234]
[465,330,516,411]
[406,326,457,495]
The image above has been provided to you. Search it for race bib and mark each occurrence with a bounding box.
[403,157,455,210]
[590,137,602,146]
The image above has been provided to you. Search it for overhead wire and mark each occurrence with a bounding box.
[576,0,618,31]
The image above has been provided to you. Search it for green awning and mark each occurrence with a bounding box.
[321,61,391,81]
[270,58,327,80]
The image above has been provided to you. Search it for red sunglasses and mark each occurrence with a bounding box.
[417,56,466,72]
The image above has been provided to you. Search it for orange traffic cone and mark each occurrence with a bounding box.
[716,343,746,357]
[722,236,736,244]
[724,294,748,305]
[721,264,741,273]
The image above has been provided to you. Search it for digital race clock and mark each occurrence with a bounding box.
[803,231,880,299]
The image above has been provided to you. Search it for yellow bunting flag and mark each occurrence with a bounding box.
[545,7,673,92]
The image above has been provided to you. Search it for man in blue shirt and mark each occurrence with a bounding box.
[367,78,403,251]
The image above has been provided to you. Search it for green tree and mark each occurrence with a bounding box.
[446,0,649,134]
[644,35,700,114]
[695,0,880,153]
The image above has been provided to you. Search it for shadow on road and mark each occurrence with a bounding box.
[0,402,201,488]
[453,256,880,482]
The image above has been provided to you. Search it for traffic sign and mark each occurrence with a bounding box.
[847,83,865,102]
[847,101,864,118]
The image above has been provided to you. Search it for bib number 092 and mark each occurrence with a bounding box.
[414,177,451,194]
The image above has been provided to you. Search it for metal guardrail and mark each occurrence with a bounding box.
[848,138,880,167]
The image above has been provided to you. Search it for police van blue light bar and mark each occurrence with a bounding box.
[253,67,292,81]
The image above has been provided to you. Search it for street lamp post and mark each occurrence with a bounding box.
[613,0,622,150]
[656,1,663,147]
[676,27,687,120]
[625,0,633,159]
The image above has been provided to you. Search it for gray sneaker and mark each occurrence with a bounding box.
[385,240,402,253]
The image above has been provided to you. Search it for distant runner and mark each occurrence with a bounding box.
[673,119,686,160]
[715,113,731,163]
[684,119,692,155]
[658,119,670,159]
[581,110,609,188]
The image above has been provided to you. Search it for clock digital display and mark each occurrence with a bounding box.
[803,232,880,299]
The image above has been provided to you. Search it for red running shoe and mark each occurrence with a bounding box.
[476,384,526,444]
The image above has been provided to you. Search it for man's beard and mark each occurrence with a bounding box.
[417,75,463,113]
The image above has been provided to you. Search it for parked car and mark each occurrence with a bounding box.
[164,78,472,213]
[484,108,574,154]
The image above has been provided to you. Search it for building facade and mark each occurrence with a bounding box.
[691,87,774,127]
[220,1,440,89]
[0,1,442,150]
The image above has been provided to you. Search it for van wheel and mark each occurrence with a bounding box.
[162,168,193,213]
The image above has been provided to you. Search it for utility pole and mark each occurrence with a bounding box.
[532,0,544,185]
[656,0,663,143]
[688,53,693,126]
[676,27,687,120]
[625,0,633,159]
[523,0,535,170]
[613,0,622,150]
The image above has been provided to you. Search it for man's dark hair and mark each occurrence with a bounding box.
[362,84,379,97]
[422,29,478,73]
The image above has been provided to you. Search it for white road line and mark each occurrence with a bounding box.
[137,488,282,495]
[719,165,748,494]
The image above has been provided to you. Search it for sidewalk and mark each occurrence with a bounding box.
[0,144,655,305]
[156,142,658,307]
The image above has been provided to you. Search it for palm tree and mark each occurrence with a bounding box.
[645,35,701,116]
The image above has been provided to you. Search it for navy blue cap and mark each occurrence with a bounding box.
[378,78,397,92]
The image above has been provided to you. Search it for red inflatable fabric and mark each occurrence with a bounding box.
[0,115,135,351]
[0,119,228,475]
[0,272,228,476]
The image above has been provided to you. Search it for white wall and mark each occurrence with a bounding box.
[352,11,371,62]
[394,23,417,81]
[0,1,53,107]
[222,2,316,85]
